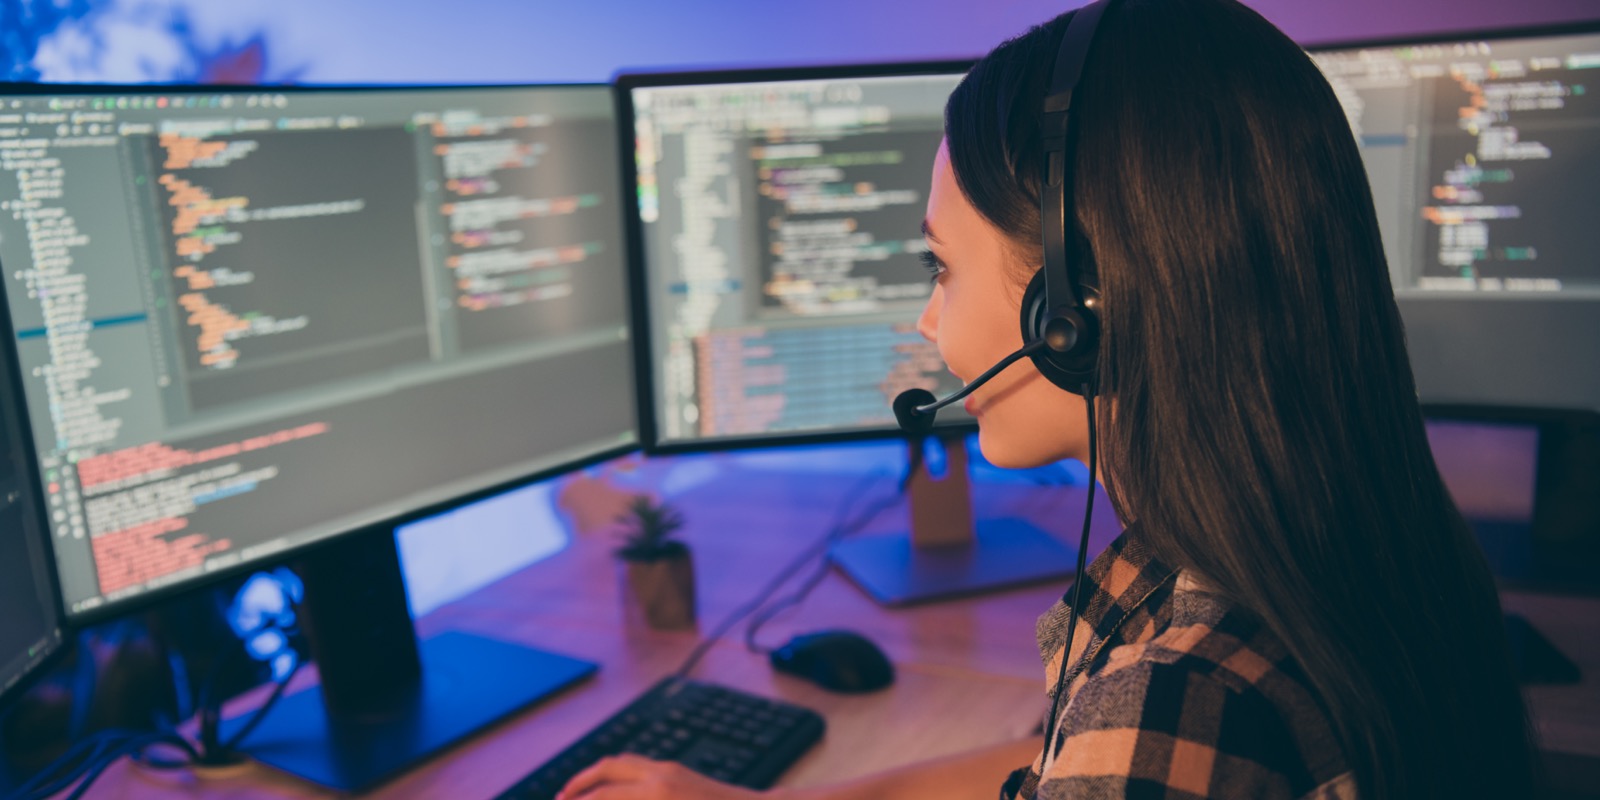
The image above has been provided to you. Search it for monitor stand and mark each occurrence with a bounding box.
[1504,613,1580,685]
[218,526,596,793]
[830,434,1078,606]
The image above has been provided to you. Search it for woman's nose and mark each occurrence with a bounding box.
[916,285,940,341]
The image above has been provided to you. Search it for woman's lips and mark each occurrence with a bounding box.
[953,372,977,415]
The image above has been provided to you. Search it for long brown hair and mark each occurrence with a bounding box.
[945,1,1539,796]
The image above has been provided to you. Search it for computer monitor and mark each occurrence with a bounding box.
[0,82,638,789]
[619,64,1080,606]
[1309,23,1600,413]
[0,323,65,709]
[1310,23,1600,682]
[623,64,972,449]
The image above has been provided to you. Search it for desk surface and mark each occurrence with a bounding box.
[79,465,1600,799]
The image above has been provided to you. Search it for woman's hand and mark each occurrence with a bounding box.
[555,754,787,800]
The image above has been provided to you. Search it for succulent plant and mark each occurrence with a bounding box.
[613,494,687,562]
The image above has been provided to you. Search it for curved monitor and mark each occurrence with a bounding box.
[0,83,638,623]
[619,63,975,452]
[1310,22,1600,413]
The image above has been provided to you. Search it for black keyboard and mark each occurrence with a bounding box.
[494,677,826,799]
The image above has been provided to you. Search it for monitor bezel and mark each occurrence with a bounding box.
[0,80,642,627]
[0,629,68,711]
[0,332,69,710]
[615,60,978,456]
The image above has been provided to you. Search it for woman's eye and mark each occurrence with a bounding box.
[919,249,946,284]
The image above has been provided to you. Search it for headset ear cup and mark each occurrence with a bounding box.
[1021,270,1051,343]
[1019,268,1100,395]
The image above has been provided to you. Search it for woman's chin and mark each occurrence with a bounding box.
[975,429,1064,471]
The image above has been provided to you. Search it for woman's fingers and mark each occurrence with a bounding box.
[557,755,759,800]
[557,754,657,800]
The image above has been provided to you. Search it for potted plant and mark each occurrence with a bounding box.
[614,494,696,631]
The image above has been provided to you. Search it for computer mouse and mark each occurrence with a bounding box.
[769,629,895,693]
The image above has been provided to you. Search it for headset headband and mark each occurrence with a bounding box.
[1040,0,1110,322]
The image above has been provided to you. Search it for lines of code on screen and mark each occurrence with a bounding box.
[633,74,967,444]
[151,126,432,409]
[1419,56,1598,290]
[0,87,636,616]
[1315,34,1600,295]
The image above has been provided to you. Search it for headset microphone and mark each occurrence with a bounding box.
[890,389,938,435]
[892,339,1045,434]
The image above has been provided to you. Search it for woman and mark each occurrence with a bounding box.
[559,0,1539,797]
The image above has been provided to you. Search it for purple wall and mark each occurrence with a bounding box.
[21,0,1599,85]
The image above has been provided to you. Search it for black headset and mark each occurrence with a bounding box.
[1033,0,1114,777]
[1020,0,1111,398]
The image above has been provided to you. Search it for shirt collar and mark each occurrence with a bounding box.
[1038,525,1180,694]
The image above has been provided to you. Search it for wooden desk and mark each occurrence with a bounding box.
[77,467,1600,798]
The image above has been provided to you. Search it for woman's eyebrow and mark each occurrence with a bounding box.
[920,219,943,244]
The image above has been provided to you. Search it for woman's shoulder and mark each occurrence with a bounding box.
[1039,652,1356,800]
[1138,572,1301,690]
[1031,571,1355,800]
[1067,570,1309,693]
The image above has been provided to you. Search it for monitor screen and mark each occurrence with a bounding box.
[0,324,64,705]
[1310,26,1600,412]
[0,84,638,620]
[623,66,972,450]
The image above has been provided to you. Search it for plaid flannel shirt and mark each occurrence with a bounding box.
[1001,528,1358,800]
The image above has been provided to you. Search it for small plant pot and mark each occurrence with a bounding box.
[620,547,697,631]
